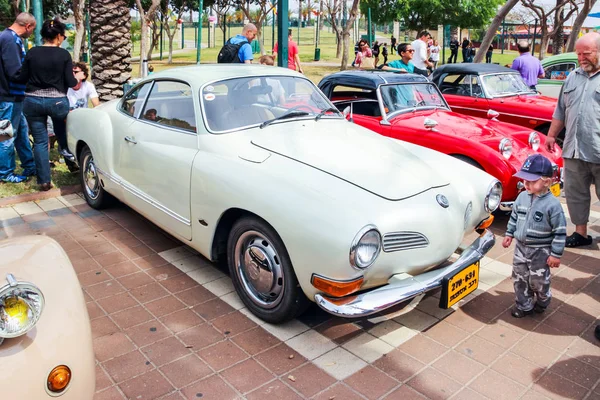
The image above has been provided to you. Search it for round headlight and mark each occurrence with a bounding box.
[529,132,540,151]
[0,274,44,339]
[499,138,513,159]
[350,226,382,270]
[484,181,503,213]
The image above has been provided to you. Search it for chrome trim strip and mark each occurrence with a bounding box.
[314,229,496,317]
[96,167,191,226]
[450,105,551,123]
[382,232,429,252]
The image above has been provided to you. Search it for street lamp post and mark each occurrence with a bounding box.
[196,0,204,63]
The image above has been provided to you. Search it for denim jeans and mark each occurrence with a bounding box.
[0,100,36,179]
[23,96,69,184]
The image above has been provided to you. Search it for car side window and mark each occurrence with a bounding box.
[544,63,576,80]
[120,82,152,118]
[141,80,196,133]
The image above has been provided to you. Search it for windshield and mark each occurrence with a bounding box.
[201,76,340,132]
[379,83,448,115]
[481,73,536,97]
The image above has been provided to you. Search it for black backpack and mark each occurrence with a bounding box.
[217,38,248,63]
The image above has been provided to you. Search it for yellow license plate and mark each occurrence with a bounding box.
[439,262,479,309]
[550,182,561,197]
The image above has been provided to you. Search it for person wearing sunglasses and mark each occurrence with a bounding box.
[354,39,373,69]
[68,62,99,110]
[382,43,415,73]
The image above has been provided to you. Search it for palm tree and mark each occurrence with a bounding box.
[89,0,132,101]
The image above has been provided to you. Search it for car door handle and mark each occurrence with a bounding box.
[124,136,137,144]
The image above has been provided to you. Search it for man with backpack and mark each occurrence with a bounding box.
[218,23,257,64]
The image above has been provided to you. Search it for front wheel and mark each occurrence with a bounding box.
[227,217,309,323]
[79,145,114,209]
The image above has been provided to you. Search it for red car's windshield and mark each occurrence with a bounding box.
[481,73,536,97]
[379,83,449,116]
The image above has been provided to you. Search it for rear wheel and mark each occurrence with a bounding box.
[227,216,309,323]
[79,145,114,209]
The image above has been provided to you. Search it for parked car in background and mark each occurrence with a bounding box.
[537,52,577,98]
[0,236,95,399]
[430,64,563,143]
[318,70,563,211]
[67,65,502,321]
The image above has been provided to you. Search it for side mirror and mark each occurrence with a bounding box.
[487,109,500,120]
[423,117,438,130]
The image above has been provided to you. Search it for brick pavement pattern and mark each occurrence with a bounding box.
[1,193,599,400]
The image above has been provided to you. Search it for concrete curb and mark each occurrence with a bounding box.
[0,185,81,207]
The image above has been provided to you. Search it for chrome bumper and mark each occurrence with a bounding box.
[314,229,496,318]
[499,201,514,211]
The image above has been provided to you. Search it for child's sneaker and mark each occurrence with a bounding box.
[533,304,547,314]
[0,119,13,138]
[1,173,28,183]
[511,307,533,318]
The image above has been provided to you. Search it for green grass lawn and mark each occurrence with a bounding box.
[0,147,80,199]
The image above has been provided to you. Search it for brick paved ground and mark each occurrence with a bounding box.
[1,193,599,400]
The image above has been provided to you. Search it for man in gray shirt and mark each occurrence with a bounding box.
[545,32,600,247]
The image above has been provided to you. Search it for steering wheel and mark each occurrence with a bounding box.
[287,104,315,114]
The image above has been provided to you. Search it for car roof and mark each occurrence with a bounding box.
[318,70,429,93]
[138,64,303,87]
[541,52,577,66]
[432,63,516,77]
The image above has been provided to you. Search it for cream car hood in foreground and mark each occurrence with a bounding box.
[0,236,95,399]
[66,65,500,322]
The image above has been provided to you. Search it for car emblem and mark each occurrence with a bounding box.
[436,194,449,208]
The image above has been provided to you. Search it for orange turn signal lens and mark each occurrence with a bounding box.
[47,365,71,393]
[311,274,364,297]
[476,215,495,231]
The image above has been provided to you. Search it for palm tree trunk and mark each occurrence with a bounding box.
[89,0,132,101]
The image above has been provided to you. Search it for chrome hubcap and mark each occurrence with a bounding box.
[234,231,284,309]
[83,154,100,200]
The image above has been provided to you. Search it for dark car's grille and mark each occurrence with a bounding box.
[382,232,429,252]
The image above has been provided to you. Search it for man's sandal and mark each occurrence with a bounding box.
[565,232,592,248]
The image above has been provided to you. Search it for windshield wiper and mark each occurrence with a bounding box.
[315,107,341,121]
[259,111,310,129]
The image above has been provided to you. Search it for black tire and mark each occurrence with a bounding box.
[79,145,114,209]
[227,216,309,323]
[451,154,484,170]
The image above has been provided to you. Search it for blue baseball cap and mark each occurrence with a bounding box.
[514,154,553,181]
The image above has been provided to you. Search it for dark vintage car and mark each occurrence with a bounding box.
[318,70,563,210]
[430,64,563,143]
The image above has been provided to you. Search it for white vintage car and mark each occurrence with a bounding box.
[0,236,95,399]
[67,65,501,323]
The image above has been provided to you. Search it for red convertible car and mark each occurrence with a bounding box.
[318,70,563,210]
[430,64,563,144]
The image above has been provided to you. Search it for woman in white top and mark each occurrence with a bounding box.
[67,62,99,109]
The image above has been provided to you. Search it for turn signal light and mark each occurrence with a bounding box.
[476,215,495,233]
[311,274,364,297]
[47,365,71,393]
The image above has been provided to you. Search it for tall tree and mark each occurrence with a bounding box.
[566,0,597,51]
[474,0,520,63]
[89,0,132,100]
[339,0,359,70]
[160,0,189,63]
[72,0,86,61]
[213,0,232,47]
[134,0,161,75]
[521,0,578,59]
[323,0,343,58]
